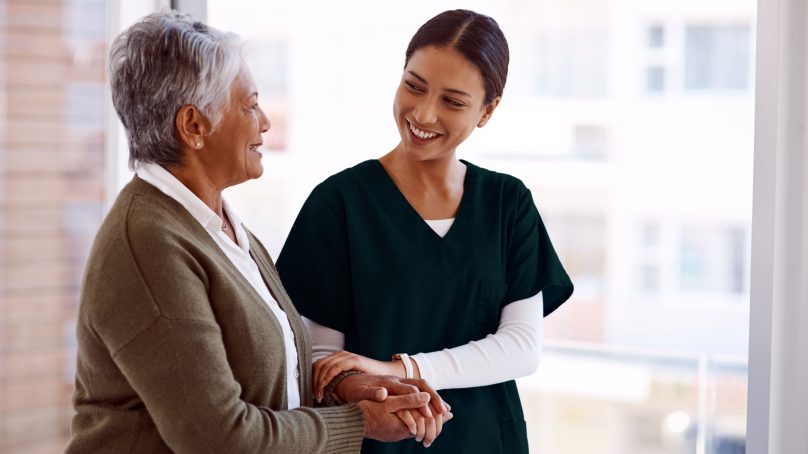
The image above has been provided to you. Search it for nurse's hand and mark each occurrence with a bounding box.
[314,351,418,400]
[358,392,431,442]
[335,374,449,415]
[395,400,453,448]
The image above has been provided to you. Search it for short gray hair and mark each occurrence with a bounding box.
[109,10,243,169]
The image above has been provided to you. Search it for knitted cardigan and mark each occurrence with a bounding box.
[66,177,365,453]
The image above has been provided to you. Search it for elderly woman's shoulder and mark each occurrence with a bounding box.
[95,177,204,249]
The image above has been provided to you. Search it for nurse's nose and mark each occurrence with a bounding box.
[412,97,438,126]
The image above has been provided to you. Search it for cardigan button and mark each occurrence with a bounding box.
[294,368,300,378]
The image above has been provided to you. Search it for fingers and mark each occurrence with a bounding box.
[401,378,447,415]
[413,410,426,442]
[384,392,430,412]
[421,411,438,447]
[352,386,388,402]
[395,410,417,436]
[312,351,355,402]
[433,411,444,440]
[319,360,355,400]
[314,352,346,398]
[378,380,421,397]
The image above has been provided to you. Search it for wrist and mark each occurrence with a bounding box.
[328,370,363,405]
[389,360,407,378]
[410,356,422,380]
[391,353,414,378]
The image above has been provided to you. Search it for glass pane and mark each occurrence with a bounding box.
[685,25,751,90]
[0,0,108,452]
[206,1,756,452]
[648,25,665,48]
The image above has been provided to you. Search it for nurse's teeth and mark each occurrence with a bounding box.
[409,122,438,140]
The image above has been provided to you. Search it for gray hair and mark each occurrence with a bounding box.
[109,10,244,169]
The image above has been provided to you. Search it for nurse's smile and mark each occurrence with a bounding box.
[407,120,443,144]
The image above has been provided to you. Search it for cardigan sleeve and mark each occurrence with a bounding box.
[111,317,364,453]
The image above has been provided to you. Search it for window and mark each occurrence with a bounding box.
[536,30,609,98]
[680,225,747,294]
[685,25,751,91]
[646,66,666,93]
[204,2,755,451]
[0,0,108,451]
[572,125,609,159]
[648,25,665,48]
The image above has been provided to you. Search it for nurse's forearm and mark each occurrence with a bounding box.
[304,293,543,390]
[411,293,543,390]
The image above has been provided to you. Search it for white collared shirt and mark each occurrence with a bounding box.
[137,162,301,409]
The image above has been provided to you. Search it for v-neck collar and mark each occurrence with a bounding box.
[367,159,477,243]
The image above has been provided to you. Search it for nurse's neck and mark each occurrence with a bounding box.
[380,148,466,193]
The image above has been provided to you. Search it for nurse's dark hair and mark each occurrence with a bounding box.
[405,9,509,105]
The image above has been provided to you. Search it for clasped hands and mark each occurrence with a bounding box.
[319,352,452,448]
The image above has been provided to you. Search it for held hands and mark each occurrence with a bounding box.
[313,351,408,402]
[334,373,453,448]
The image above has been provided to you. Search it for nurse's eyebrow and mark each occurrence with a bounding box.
[407,70,472,97]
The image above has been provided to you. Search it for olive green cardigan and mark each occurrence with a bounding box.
[66,177,365,453]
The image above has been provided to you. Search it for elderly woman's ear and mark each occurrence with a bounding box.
[175,105,211,150]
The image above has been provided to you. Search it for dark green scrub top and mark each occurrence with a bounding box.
[277,159,573,454]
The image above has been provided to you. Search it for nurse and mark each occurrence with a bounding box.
[277,9,573,454]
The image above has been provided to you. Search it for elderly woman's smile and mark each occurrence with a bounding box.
[198,65,270,186]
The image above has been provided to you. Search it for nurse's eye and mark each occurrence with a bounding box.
[405,80,424,93]
[444,97,465,109]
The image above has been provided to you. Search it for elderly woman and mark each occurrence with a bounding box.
[65,11,450,454]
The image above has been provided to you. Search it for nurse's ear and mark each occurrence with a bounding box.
[477,96,501,128]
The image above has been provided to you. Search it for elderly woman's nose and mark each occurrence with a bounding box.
[259,105,270,133]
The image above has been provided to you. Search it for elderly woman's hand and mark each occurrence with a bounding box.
[335,374,453,448]
[313,351,407,401]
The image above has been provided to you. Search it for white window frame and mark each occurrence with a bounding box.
[747,0,808,452]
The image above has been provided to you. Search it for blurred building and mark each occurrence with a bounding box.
[0,1,107,452]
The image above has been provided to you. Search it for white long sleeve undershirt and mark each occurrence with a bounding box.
[303,217,544,391]
[303,294,542,391]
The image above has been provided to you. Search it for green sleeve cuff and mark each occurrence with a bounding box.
[316,403,365,453]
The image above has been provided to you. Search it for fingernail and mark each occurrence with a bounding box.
[425,442,432,448]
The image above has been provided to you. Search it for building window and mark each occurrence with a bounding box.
[647,25,665,48]
[680,225,747,294]
[536,30,609,98]
[684,25,751,91]
[646,66,666,93]
[572,125,609,159]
